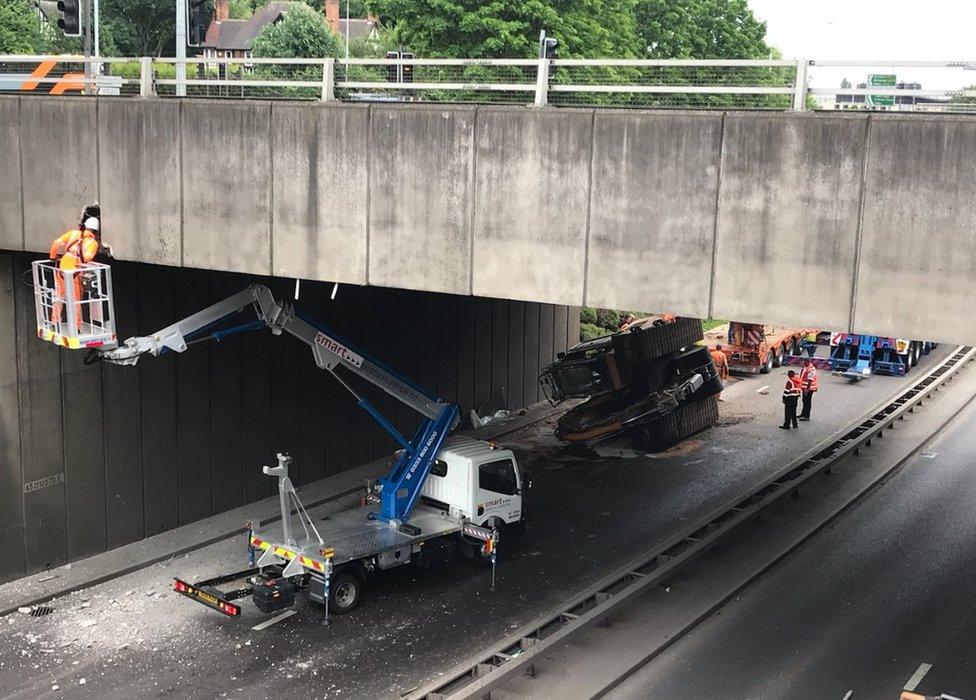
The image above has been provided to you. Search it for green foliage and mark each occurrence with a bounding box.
[635,0,771,58]
[580,307,598,325]
[701,318,726,332]
[595,308,621,330]
[100,0,177,55]
[368,0,640,59]
[229,0,253,19]
[252,4,344,58]
[580,322,609,343]
[0,0,47,53]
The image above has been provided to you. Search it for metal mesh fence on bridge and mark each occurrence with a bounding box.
[545,60,798,109]
[1,55,975,113]
[336,59,539,105]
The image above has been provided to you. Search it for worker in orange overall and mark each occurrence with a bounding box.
[710,344,730,402]
[49,216,103,331]
[780,369,802,429]
[798,358,820,421]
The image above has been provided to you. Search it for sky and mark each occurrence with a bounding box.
[747,0,976,89]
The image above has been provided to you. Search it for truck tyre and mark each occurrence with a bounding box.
[329,571,364,614]
[774,346,786,368]
[760,352,774,374]
[911,342,920,367]
[611,317,703,364]
[629,396,719,453]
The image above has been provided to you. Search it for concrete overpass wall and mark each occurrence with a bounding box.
[0,251,577,583]
[2,96,975,343]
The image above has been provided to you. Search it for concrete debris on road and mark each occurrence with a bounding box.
[756,385,770,395]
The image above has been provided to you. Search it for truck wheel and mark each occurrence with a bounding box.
[911,342,920,367]
[611,317,704,363]
[329,571,364,614]
[760,353,773,374]
[773,346,785,368]
[629,396,719,453]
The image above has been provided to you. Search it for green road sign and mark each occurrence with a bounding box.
[868,73,896,106]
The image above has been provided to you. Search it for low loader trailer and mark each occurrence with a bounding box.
[704,322,818,374]
[828,333,937,380]
[33,272,524,621]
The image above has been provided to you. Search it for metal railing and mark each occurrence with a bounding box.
[2,54,975,112]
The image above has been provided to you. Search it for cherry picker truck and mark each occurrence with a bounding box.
[34,268,524,620]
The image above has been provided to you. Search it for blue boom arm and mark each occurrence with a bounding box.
[99,284,461,524]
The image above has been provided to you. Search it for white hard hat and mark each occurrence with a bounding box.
[84,217,99,232]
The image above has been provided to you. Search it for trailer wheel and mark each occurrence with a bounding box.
[773,346,785,368]
[329,571,364,614]
[911,342,920,367]
[611,317,704,363]
[629,396,719,453]
[760,352,773,374]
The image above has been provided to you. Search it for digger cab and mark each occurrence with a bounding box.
[32,259,118,350]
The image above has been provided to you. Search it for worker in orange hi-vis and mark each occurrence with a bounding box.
[798,357,820,422]
[710,344,730,402]
[49,216,103,331]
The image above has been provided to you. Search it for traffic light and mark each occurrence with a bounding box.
[57,0,81,37]
[538,30,558,78]
[386,51,399,83]
[543,37,558,60]
[401,52,414,83]
[543,37,558,78]
[188,0,210,47]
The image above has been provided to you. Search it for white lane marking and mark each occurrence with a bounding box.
[903,662,933,691]
[251,609,297,631]
[842,690,853,700]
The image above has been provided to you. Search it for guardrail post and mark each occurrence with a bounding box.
[321,57,336,102]
[534,57,549,107]
[139,57,155,97]
[792,58,809,111]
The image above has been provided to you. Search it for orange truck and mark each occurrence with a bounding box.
[704,322,817,375]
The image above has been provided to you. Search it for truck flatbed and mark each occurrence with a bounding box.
[704,323,816,374]
[250,502,466,570]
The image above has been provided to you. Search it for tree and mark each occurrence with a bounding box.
[252,3,344,58]
[0,0,47,53]
[634,0,772,58]
[367,0,640,59]
[100,0,176,55]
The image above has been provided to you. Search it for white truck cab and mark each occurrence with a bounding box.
[420,436,523,528]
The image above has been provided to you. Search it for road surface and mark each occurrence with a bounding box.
[609,359,976,700]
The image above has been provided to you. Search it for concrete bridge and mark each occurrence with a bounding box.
[2,96,975,343]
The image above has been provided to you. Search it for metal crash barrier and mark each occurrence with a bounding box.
[32,259,117,350]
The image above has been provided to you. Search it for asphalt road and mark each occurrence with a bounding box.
[609,358,976,700]
[0,346,952,699]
